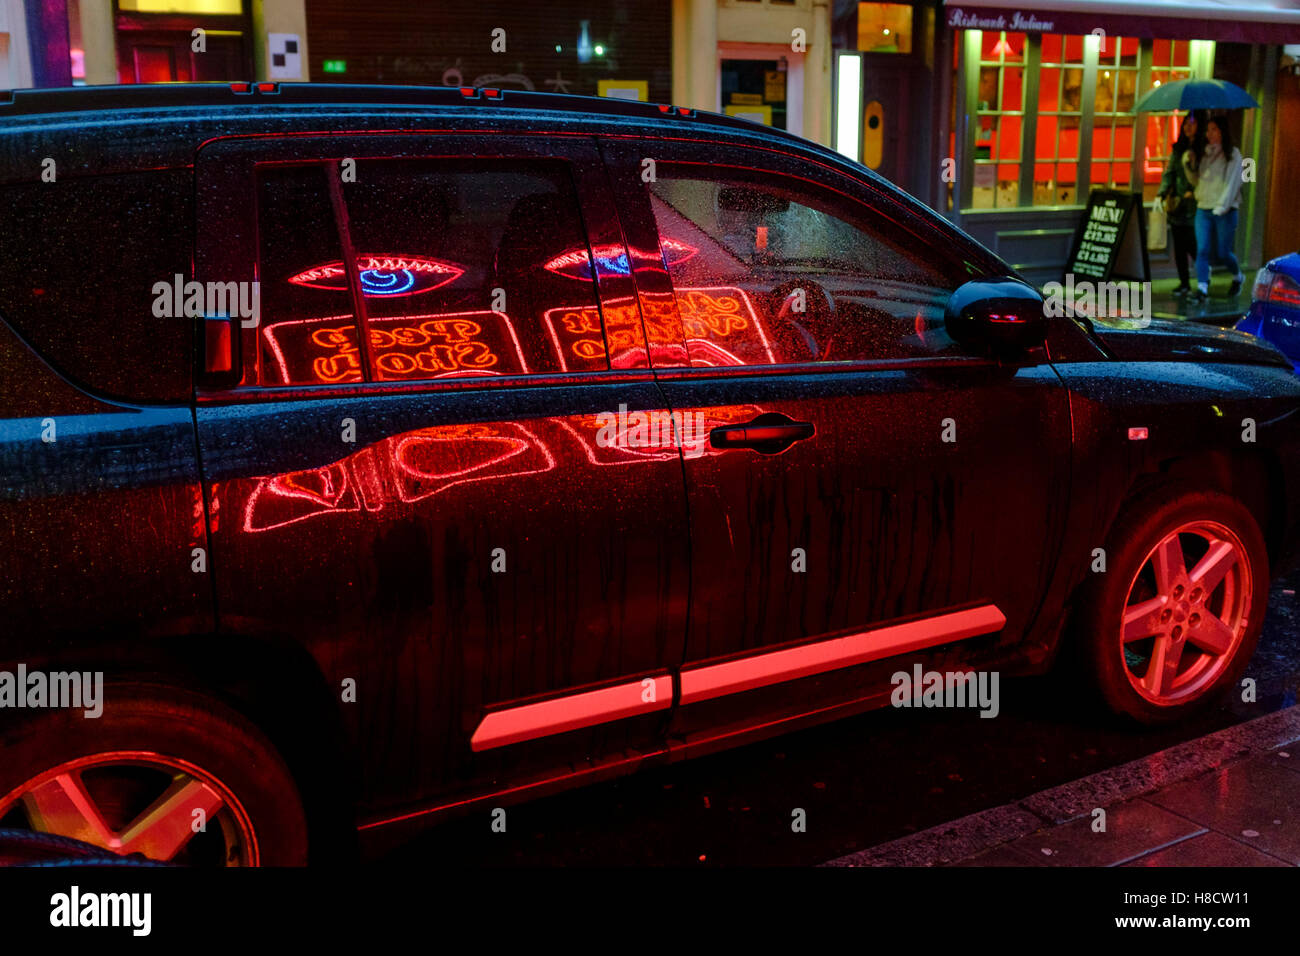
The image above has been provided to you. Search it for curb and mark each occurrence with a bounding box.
[824,703,1300,867]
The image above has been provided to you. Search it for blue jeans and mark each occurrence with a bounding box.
[1194,207,1240,286]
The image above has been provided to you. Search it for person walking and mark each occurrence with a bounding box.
[1157,111,1203,295]
[1191,115,1246,300]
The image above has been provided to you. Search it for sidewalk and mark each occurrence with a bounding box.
[825,705,1300,867]
[1134,276,1249,325]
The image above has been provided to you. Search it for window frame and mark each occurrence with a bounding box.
[194,131,651,402]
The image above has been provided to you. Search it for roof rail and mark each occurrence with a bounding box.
[0,82,794,139]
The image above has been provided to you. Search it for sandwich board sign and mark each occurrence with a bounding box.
[1064,189,1150,283]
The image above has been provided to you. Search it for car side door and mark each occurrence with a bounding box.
[601,135,1072,741]
[193,132,690,819]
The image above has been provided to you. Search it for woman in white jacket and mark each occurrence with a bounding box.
[1191,116,1246,301]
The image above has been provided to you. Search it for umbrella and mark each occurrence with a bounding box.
[1135,78,1259,112]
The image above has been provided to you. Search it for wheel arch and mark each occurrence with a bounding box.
[0,629,357,859]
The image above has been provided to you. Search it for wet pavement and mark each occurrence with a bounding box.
[379,569,1300,866]
[1147,275,1252,325]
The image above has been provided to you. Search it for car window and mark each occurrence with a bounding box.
[646,169,963,366]
[254,159,607,386]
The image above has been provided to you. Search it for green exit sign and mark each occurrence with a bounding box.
[322,60,347,74]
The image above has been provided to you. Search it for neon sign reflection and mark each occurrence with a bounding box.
[241,406,764,533]
[288,255,465,297]
[262,311,529,384]
[543,239,698,281]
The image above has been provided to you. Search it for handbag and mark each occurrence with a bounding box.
[1148,199,1168,252]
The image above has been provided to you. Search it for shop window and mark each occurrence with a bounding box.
[1033,33,1084,206]
[972,31,1024,209]
[255,160,605,386]
[646,170,961,366]
[1141,39,1194,201]
[1090,35,1141,191]
[857,3,912,54]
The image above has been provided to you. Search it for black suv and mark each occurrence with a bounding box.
[1,84,1297,866]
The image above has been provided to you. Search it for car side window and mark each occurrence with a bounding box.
[254,158,607,386]
[646,168,964,366]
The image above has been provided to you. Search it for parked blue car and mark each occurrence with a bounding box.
[1236,252,1300,371]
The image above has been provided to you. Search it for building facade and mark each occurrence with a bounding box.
[829,1,1300,283]
[14,1,1299,283]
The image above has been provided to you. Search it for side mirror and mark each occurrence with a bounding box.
[944,278,1047,353]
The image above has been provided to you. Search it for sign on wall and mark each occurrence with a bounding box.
[268,33,301,80]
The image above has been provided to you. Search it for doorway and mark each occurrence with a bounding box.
[717,43,804,137]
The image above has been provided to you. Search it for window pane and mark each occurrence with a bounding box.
[647,171,961,365]
[256,165,356,386]
[343,159,605,380]
[857,2,912,54]
[255,159,607,387]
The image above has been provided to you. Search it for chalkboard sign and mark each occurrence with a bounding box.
[1064,189,1150,283]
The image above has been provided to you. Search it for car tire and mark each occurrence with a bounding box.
[0,681,309,865]
[1075,486,1268,725]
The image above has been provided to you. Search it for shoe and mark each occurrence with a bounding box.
[1173,284,1191,296]
[1188,288,1208,303]
[1228,276,1244,296]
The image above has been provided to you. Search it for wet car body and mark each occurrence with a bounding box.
[1,84,1298,860]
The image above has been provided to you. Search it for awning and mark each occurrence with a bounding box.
[943,1,1300,45]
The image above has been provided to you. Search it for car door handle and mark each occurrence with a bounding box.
[709,412,815,455]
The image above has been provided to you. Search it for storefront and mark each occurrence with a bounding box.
[45,1,306,86]
[834,1,1300,283]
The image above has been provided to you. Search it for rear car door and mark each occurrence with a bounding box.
[193,132,689,818]
[601,136,1072,742]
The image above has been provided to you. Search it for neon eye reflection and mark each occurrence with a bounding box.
[288,255,465,297]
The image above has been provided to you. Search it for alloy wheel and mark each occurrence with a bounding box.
[0,750,258,866]
[1118,520,1253,705]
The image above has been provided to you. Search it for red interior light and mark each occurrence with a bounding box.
[230,82,252,94]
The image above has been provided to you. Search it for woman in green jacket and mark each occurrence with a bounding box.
[1157,111,1205,296]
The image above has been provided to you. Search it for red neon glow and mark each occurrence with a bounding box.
[471,676,673,751]
[242,421,555,533]
[678,606,1007,704]
[540,286,774,371]
[555,403,764,466]
[262,310,529,384]
[677,286,776,366]
[541,239,698,281]
[287,255,464,297]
